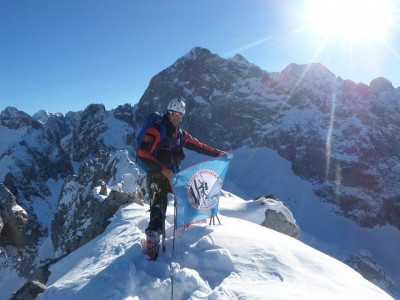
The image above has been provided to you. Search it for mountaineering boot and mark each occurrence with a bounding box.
[145,204,164,260]
[145,230,160,260]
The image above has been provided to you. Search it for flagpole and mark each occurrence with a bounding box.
[170,183,177,300]
[209,213,222,226]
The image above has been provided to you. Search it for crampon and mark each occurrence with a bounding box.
[145,232,160,260]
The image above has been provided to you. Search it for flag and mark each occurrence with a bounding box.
[171,154,232,229]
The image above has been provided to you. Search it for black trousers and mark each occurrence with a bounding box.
[145,172,172,234]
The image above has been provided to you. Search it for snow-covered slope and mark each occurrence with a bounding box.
[36,196,393,300]
[184,148,400,296]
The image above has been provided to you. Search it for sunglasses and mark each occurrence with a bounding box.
[169,111,183,117]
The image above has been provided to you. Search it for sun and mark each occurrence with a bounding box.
[306,0,395,43]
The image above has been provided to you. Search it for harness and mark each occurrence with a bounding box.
[156,126,185,173]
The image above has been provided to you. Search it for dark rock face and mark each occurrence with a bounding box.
[262,209,301,239]
[10,280,47,300]
[69,104,108,161]
[0,183,29,248]
[259,196,302,239]
[345,251,398,299]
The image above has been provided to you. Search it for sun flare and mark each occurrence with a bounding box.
[306,0,395,43]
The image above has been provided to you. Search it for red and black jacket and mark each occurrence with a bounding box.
[137,114,221,174]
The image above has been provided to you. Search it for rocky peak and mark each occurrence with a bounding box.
[279,62,336,91]
[84,103,106,115]
[137,47,272,145]
[66,103,136,161]
[112,103,135,123]
[69,104,109,161]
[281,63,304,78]
[182,46,214,62]
[0,107,42,130]
[370,77,394,93]
[32,109,52,124]
[64,111,82,132]
[172,47,221,81]
[32,109,71,143]
[231,53,250,65]
[281,62,333,79]
[78,103,107,127]
[137,48,224,123]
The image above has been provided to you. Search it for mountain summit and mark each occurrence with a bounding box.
[138,46,400,230]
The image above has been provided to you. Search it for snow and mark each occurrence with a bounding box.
[36,236,55,266]
[0,127,25,153]
[11,204,25,213]
[0,126,27,181]
[36,198,393,300]
[1,139,398,299]
[102,117,133,150]
[107,151,141,194]
[0,262,25,299]
[180,147,400,295]
[32,109,51,124]
[93,186,108,202]
[219,192,296,225]
[30,178,65,229]
[193,95,208,105]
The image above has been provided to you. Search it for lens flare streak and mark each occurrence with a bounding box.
[325,92,337,181]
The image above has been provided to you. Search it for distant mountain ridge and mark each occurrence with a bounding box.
[0,47,399,298]
[138,47,400,229]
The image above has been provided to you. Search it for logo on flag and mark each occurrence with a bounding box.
[187,169,222,209]
[172,154,232,229]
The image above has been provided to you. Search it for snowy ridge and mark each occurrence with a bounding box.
[37,196,393,300]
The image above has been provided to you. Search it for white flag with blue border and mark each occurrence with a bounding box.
[171,155,232,230]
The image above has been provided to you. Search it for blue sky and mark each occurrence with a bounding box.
[1,0,400,115]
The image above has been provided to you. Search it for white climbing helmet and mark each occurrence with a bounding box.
[167,98,186,115]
